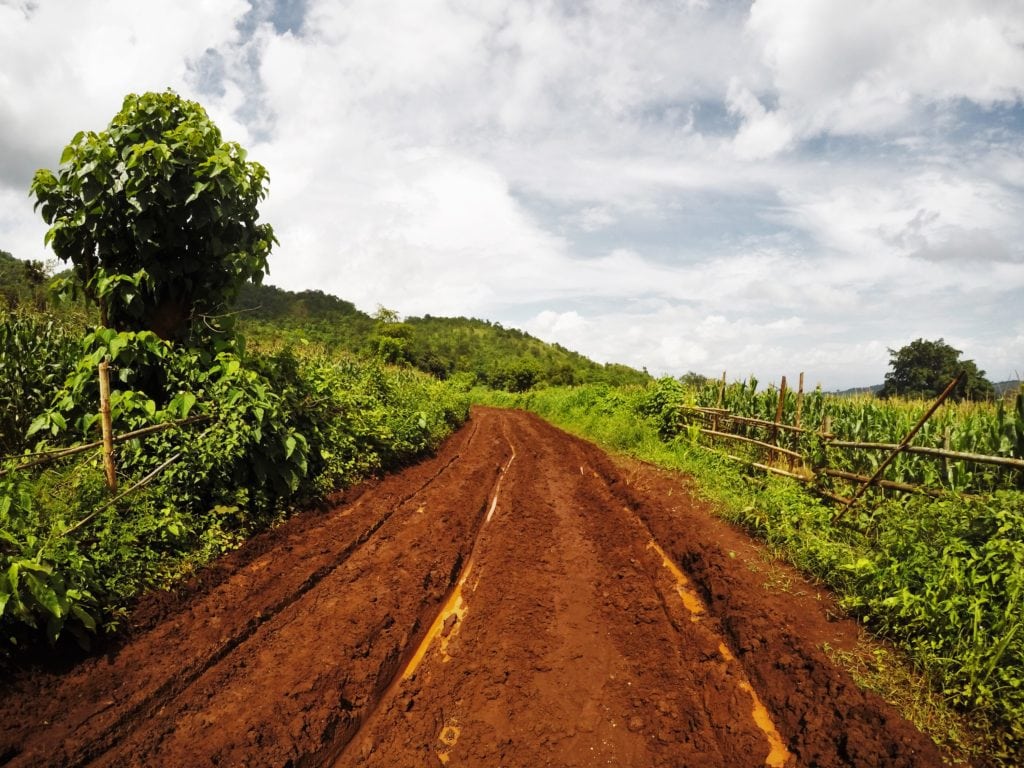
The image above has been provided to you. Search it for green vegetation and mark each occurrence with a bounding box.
[30,91,275,340]
[1,92,473,656]
[0,312,81,455]
[0,312,467,651]
[233,281,649,389]
[477,381,1024,763]
[0,250,50,312]
[880,338,994,402]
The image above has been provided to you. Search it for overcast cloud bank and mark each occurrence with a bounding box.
[1,0,1022,388]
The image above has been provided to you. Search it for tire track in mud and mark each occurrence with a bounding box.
[86,415,509,768]
[342,412,781,767]
[1,415,508,767]
[330,424,519,766]
[553,419,946,768]
[1,408,947,767]
[65,428,478,766]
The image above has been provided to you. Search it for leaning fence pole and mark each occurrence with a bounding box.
[98,358,117,492]
[837,372,964,517]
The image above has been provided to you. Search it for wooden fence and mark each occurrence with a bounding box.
[0,360,213,534]
[675,373,1024,513]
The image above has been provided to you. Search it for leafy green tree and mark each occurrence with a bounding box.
[880,338,994,401]
[370,306,414,365]
[30,91,275,341]
[0,250,50,310]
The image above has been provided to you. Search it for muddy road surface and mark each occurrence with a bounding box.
[1,407,945,767]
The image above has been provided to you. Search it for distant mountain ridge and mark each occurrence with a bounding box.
[830,381,1020,398]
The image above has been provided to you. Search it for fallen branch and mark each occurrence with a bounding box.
[61,453,182,538]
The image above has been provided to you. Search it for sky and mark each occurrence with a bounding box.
[1,0,1023,389]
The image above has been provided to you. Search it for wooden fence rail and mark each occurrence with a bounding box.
[825,441,1024,470]
[0,415,211,478]
[676,371,1023,503]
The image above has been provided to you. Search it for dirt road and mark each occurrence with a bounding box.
[1,407,945,767]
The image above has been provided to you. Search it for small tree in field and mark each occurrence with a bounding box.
[879,338,994,402]
[30,91,275,341]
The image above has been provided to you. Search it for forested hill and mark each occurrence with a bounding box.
[234,281,650,390]
[1,252,648,390]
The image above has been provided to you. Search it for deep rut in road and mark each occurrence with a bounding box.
[1,408,946,767]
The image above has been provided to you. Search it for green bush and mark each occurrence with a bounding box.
[0,311,81,455]
[1,327,468,651]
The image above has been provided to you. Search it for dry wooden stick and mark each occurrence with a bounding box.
[699,428,803,461]
[824,441,1024,470]
[837,372,964,516]
[0,415,211,478]
[61,453,182,538]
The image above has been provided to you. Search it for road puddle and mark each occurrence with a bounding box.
[646,540,705,620]
[402,440,516,679]
[647,537,791,768]
[717,643,791,768]
[402,561,473,679]
[436,722,462,764]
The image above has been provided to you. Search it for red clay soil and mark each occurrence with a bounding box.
[0,407,947,767]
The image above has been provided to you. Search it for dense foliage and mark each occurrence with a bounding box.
[478,381,1024,762]
[0,313,81,455]
[234,281,650,389]
[0,251,49,312]
[880,338,994,402]
[0,311,467,651]
[30,91,275,340]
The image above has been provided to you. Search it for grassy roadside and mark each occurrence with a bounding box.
[1,312,469,655]
[474,384,1023,767]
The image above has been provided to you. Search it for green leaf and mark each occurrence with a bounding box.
[185,180,208,204]
[22,572,62,619]
[70,604,97,632]
[26,414,49,437]
[108,334,127,359]
[179,391,197,418]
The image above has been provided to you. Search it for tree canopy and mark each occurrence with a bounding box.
[879,338,994,402]
[0,250,49,311]
[30,91,275,341]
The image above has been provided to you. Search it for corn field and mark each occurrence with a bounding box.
[683,377,1024,494]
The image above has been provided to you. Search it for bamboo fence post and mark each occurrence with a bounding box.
[796,372,805,429]
[772,376,787,448]
[98,359,117,492]
[837,372,965,517]
[943,426,951,484]
[714,370,726,433]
